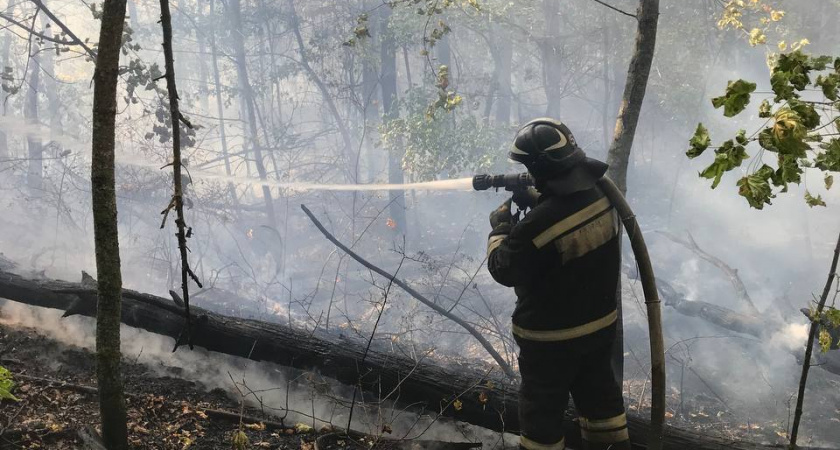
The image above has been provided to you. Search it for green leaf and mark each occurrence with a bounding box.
[770,70,797,101]
[0,366,18,402]
[819,329,832,353]
[761,108,811,158]
[735,129,748,145]
[826,307,840,327]
[700,140,749,188]
[711,79,757,117]
[809,55,833,71]
[816,74,839,101]
[805,190,826,207]
[788,99,821,129]
[772,154,803,189]
[776,51,812,90]
[737,165,775,209]
[687,123,711,158]
[815,139,840,172]
[758,99,773,118]
[826,173,834,190]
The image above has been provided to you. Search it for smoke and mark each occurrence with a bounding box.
[769,322,810,353]
[0,302,513,446]
[0,0,839,446]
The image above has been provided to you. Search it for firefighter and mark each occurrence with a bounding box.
[487,118,628,450]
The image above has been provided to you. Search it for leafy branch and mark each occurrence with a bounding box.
[687,50,840,209]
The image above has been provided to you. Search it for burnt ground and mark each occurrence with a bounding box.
[0,319,333,449]
[2,303,840,449]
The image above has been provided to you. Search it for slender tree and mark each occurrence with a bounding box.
[540,0,563,118]
[24,15,42,192]
[225,0,277,226]
[90,0,129,447]
[605,0,660,194]
[602,0,659,395]
[379,5,407,235]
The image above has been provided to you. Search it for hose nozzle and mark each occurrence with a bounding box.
[472,173,534,191]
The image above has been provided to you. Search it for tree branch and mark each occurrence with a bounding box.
[0,12,77,46]
[158,0,198,350]
[658,230,761,316]
[591,0,637,19]
[29,0,96,59]
[789,231,840,448]
[300,204,515,379]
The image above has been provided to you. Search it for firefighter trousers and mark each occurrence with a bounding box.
[516,332,629,450]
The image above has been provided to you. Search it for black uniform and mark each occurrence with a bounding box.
[488,186,627,450]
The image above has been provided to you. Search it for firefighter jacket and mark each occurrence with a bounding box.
[487,186,621,344]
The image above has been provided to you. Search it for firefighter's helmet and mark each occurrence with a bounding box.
[510,118,608,194]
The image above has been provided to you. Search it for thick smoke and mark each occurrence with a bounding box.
[0,0,839,446]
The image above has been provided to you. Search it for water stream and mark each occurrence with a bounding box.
[190,172,475,192]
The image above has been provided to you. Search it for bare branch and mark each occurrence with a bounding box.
[658,230,761,316]
[300,204,516,379]
[591,0,637,19]
[30,0,96,59]
[0,12,78,46]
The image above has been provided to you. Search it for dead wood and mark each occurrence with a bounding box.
[300,204,515,379]
[1,268,837,450]
[659,231,760,315]
[76,425,107,450]
[202,408,289,430]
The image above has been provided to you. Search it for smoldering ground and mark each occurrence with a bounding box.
[0,301,515,446]
[1,0,840,446]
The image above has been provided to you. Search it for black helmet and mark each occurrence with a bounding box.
[510,118,608,194]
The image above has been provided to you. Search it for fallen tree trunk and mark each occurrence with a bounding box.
[0,269,833,450]
[656,279,840,376]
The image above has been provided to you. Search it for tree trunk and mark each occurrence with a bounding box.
[601,12,613,151]
[225,0,277,227]
[601,0,660,400]
[208,0,238,204]
[39,5,61,157]
[379,6,407,236]
[0,22,10,159]
[490,25,512,125]
[160,0,197,350]
[90,0,129,445]
[605,0,660,194]
[359,0,381,183]
[24,29,42,192]
[0,269,833,450]
[195,26,211,116]
[286,0,358,182]
[789,232,840,448]
[540,0,563,118]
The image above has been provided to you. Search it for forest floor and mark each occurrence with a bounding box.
[2,301,840,449]
[0,318,333,449]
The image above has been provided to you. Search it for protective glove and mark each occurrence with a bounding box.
[511,186,540,210]
[489,199,513,230]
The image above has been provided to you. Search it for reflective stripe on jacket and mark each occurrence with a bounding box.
[488,186,621,342]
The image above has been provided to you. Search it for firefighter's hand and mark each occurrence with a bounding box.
[489,199,513,229]
[511,187,540,209]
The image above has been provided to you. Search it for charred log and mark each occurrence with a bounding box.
[0,269,835,450]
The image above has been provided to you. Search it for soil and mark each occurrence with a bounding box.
[314,432,481,450]
[0,318,332,449]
